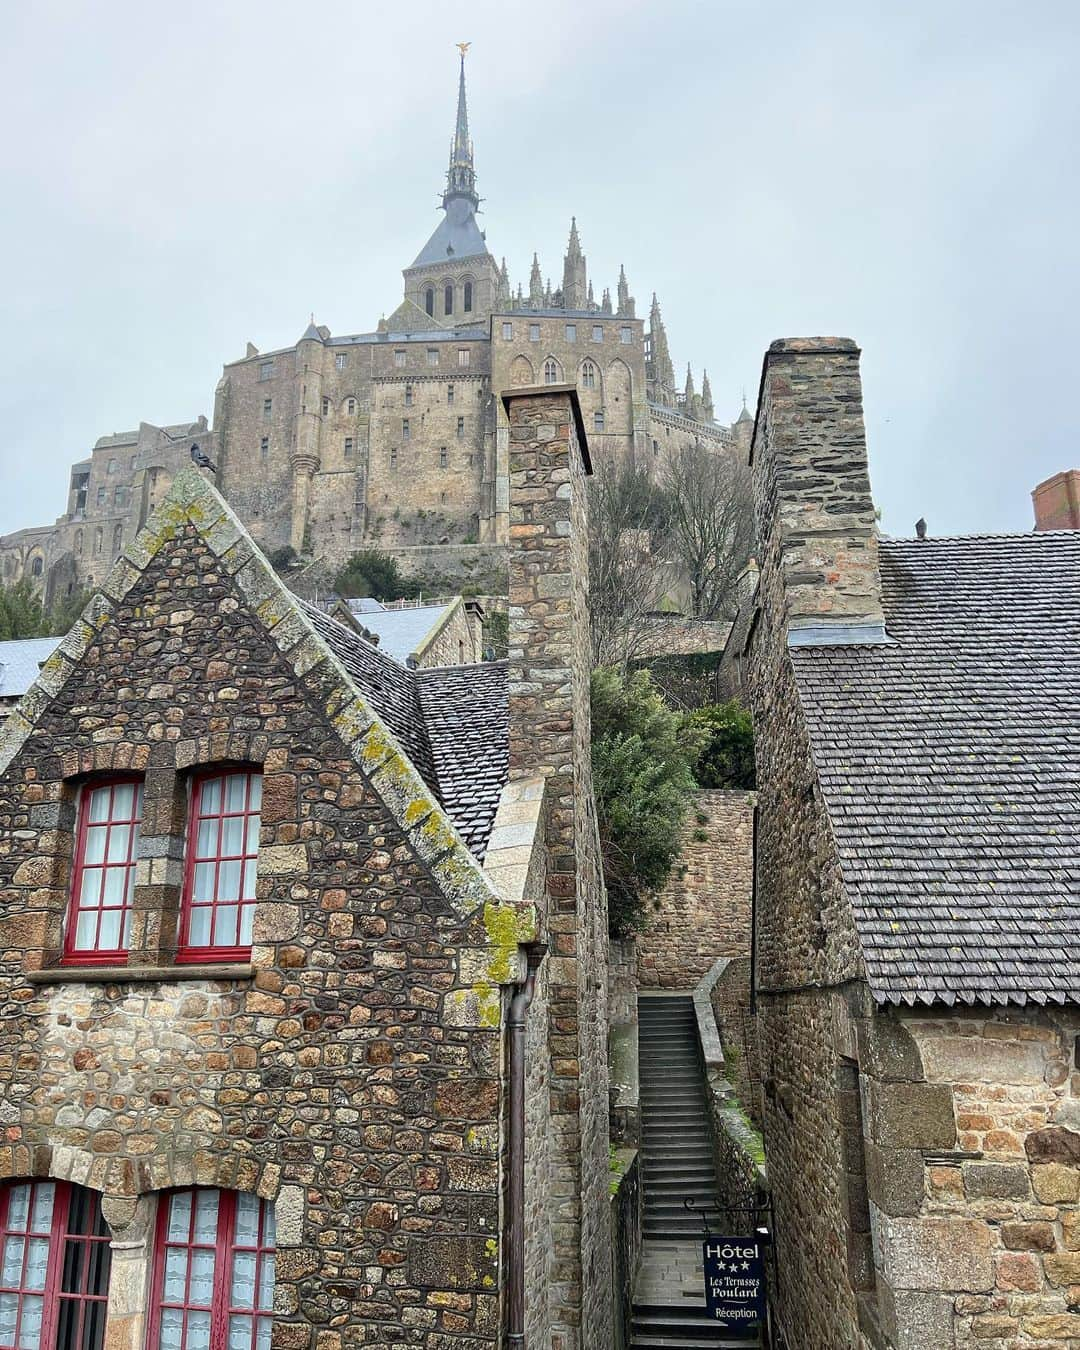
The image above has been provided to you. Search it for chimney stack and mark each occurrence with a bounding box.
[1032,470,1080,531]
[751,338,884,647]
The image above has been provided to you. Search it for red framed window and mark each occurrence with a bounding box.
[0,1179,111,1350]
[178,771,262,963]
[148,1188,275,1350]
[65,778,143,965]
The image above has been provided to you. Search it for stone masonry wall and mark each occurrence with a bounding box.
[861,1008,1080,1349]
[709,957,762,1128]
[637,790,754,989]
[0,518,505,1347]
[505,387,612,1349]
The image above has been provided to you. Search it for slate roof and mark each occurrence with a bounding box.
[299,601,508,859]
[0,638,61,701]
[345,601,455,666]
[410,198,489,269]
[792,531,1080,1007]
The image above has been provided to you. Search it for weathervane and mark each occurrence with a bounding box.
[457,41,471,56]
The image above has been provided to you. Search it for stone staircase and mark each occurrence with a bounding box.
[631,994,760,1349]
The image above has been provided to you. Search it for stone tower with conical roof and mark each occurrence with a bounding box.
[391,49,500,332]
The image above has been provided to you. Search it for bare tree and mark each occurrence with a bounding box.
[587,463,672,668]
[662,441,755,620]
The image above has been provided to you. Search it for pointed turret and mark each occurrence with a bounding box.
[647,293,676,404]
[616,264,636,319]
[701,369,714,421]
[684,363,696,407]
[498,257,511,304]
[443,47,478,211]
[299,319,324,344]
[562,216,588,310]
[732,397,754,458]
[587,280,596,311]
[601,288,612,316]
[529,254,544,307]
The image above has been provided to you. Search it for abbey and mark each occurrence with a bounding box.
[0,53,750,600]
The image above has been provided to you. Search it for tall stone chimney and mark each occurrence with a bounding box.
[751,337,884,647]
[1032,469,1080,530]
[500,384,613,1349]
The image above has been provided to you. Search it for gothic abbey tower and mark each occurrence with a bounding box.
[1,52,750,597]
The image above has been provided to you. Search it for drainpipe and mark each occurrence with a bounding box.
[507,941,546,1350]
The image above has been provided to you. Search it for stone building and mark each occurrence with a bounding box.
[335,596,486,669]
[0,418,212,606]
[0,385,612,1347]
[745,337,1080,1348]
[0,53,747,605]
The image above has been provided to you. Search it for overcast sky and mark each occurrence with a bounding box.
[1,0,1076,540]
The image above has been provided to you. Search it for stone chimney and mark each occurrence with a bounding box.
[1032,469,1080,530]
[751,337,884,647]
[500,383,613,1346]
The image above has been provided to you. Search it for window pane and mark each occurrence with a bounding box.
[24,1237,48,1291]
[112,783,134,817]
[221,815,244,857]
[212,905,239,948]
[218,860,241,903]
[87,788,110,824]
[193,863,215,903]
[196,817,217,858]
[188,1248,215,1306]
[105,823,131,863]
[255,1317,272,1350]
[16,1292,42,1348]
[248,777,262,812]
[238,904,254,946]
[0,1293,16,1342]
[234,1193,260,1246]
[1,1237,24,1286]
[225,775,248,813]
[167,1192,192,1243]
[84,826,107,866]
[74,910,98,951]
[6,1187,29,1233]
[29,1185,53,1234]
[231,1251,256,1309]
[187,906,212,948]
[100,868,125,907]
[160,1307,184,1350]
[97,909,122,950]
[185,1307,211,1349]
[193,1192,218,1244]
[163,1248,188,1301]
[257,1254,274,1312]
[201,778,222,814]
[229,1315,253,1349]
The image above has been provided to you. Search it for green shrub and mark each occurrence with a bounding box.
[0,580,91,640]
[591,668,706,936]
[334,550,412,602]
[690,699,756,789]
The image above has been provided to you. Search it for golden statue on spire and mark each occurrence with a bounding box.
[457,42,471,57]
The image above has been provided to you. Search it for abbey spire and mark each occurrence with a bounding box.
[562,217,588,310]
[444,45,478,210]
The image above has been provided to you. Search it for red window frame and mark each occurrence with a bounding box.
[146,1188,275,1350]
[0,1179,112,1350]
[177,769,262,964]
[64,776,143,966]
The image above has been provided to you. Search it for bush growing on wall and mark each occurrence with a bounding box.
[591,667,706,936]
[690,699,756,789]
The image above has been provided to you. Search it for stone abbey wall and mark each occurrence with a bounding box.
[0,514,506,1347]
[636,789,755,990]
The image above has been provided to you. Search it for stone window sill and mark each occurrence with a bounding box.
[27,963,254,986]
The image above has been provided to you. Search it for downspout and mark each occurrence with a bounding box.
[507,941,546,1350]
